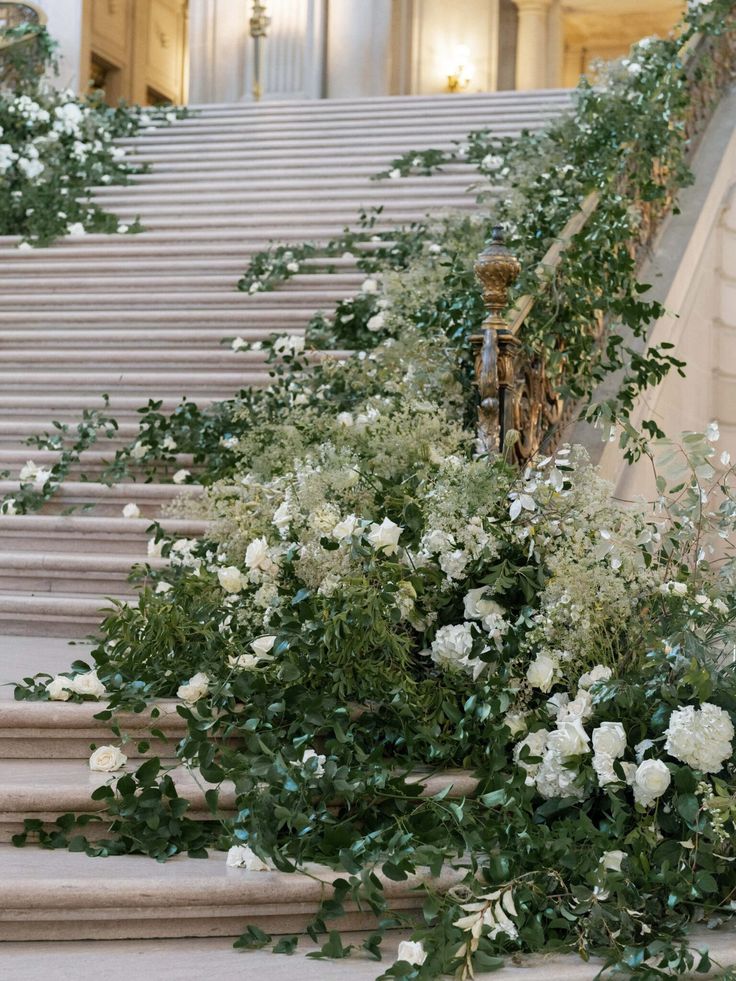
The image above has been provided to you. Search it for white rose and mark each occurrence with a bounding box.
[301,748,326,776]
[147,537,164,558]
[89,745,127,772]
[546,692,570,719]
[332,513,361,542]
[46,675,71,701]
[122,502,140,519]
[335,411,354,428]
[251,635,276,658]
[463,587,504,622]
[592,722,627,759]
[504,711,528,736]
[396,941,427,966]
[226,845,269,871]
[173,469,191,484]
[526,653,557,692]
[272,500,291,533]
[558,689,594,723]
[360,277,379,294]
[550,717,590,757]
[245,536,279,575]
[69,671,106,698]
[601,849,626,872]
[218,566,245,593]
[130,441,147,460]
[367,517,402,555]
[578,665,612,689]
[177,671,209,704]
[633,759,671,806]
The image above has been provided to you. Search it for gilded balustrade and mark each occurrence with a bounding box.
[473,20,736,465]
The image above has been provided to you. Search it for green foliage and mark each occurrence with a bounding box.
[0,25,186,245]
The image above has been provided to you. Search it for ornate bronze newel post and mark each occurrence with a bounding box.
[250,1,270,102]
[472,227,521,457]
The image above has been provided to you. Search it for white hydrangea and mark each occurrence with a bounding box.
[439,548,469,580]
[664,703,734,773]
[535,745,586,800]
[428,622,483,676]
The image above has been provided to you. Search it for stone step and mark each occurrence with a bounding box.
[0,272,363,292]
[0,846,462,941]
[0,699,185,760]
[183,89,571,115]
[0,593,128,637]
[92,178,477,206]
[0,516,206,554]
[0,760,232,841]
[0,550,165,594]
[0,482,201,518]
[0,291,346,310]
[91,172,477,198]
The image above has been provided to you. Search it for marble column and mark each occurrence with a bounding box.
[325,0,392,99]
[512,0,552,90]
[35,0,85,91]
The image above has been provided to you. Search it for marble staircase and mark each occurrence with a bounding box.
[0,90,582,966]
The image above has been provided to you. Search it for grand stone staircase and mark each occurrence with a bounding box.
[0,91,581,973]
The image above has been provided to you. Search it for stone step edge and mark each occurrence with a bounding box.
[0,849,465,941]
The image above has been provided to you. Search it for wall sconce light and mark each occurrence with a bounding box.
[447,44,474,93]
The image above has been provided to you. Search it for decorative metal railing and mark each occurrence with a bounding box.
[0,1,48,89]
[472,21,736,464]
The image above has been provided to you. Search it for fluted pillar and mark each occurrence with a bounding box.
[512,0,552,90]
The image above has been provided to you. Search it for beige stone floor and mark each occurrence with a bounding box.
[2,929,736,981]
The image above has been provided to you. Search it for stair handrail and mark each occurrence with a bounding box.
[472,17,736,463]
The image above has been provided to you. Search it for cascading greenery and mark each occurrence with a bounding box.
[11,2,736,978]
[0,19,184,246]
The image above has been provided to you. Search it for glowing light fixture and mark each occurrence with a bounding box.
[447,44,475,93]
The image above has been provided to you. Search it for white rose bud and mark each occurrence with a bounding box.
[177,671,210,704]
[301,748,326,776]
[526,653,557,692]
[89,745,127,772]
[592,722,627,759]
[122,503,140,519]
[218,566,245,593]
[601,849,626,872]
[633,759,671,806]
[69,671,106,699]
[396,941,427,966]
[250,635,276,658]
